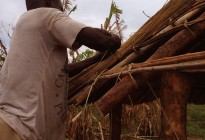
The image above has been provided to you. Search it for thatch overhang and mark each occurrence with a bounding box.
[68,0,205,115]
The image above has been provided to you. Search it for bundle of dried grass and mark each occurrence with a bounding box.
[69,0,199,95]
[68,0,205,139]
[68,0,205,104]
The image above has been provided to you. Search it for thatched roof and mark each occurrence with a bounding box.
[68,0,205,116]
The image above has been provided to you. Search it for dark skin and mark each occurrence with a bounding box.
[69,27,121,76]
[26,0,121,77]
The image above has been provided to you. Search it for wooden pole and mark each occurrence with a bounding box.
[160,72,192,140]
[68,0,194,96]
[95,76,139,116]
[73,44,155,105]
[99,59,205,79]
[95,13,205,116]
[68,6,204,104]
[110,103,122,140]
[103,51,205,77]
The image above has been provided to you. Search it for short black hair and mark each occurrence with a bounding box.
[25,0,63,11]
[25,0,46,10]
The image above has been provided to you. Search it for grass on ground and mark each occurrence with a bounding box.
[187,104,205,139]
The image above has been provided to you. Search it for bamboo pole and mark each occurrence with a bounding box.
[99,59,205,79]
[100,51,205,79]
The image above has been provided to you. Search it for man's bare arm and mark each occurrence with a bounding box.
[68,27,121,76]
[72,27,121,52]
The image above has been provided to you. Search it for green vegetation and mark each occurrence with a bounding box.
[75,49,94,62]
[187,104,205,139]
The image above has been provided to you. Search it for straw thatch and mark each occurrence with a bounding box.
[69,0,205,105]
[68,0,205,139]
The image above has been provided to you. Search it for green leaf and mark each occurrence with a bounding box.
[68,5,77,15]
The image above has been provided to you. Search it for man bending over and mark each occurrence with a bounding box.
[0,0,121,139]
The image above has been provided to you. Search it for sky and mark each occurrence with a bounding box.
[0,0,167,47]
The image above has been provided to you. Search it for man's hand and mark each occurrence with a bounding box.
[69,28,122,77]
[109,33,121,52]
[73,27,121,52]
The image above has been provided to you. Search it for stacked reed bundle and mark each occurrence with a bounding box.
[68,0,205,139]
[69,0,205,110]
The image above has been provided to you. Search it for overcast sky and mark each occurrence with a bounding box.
[0,0,167,46]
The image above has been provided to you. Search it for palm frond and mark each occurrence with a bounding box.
[104,1,123,30]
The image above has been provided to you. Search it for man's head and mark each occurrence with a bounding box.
[25,0,63,11]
